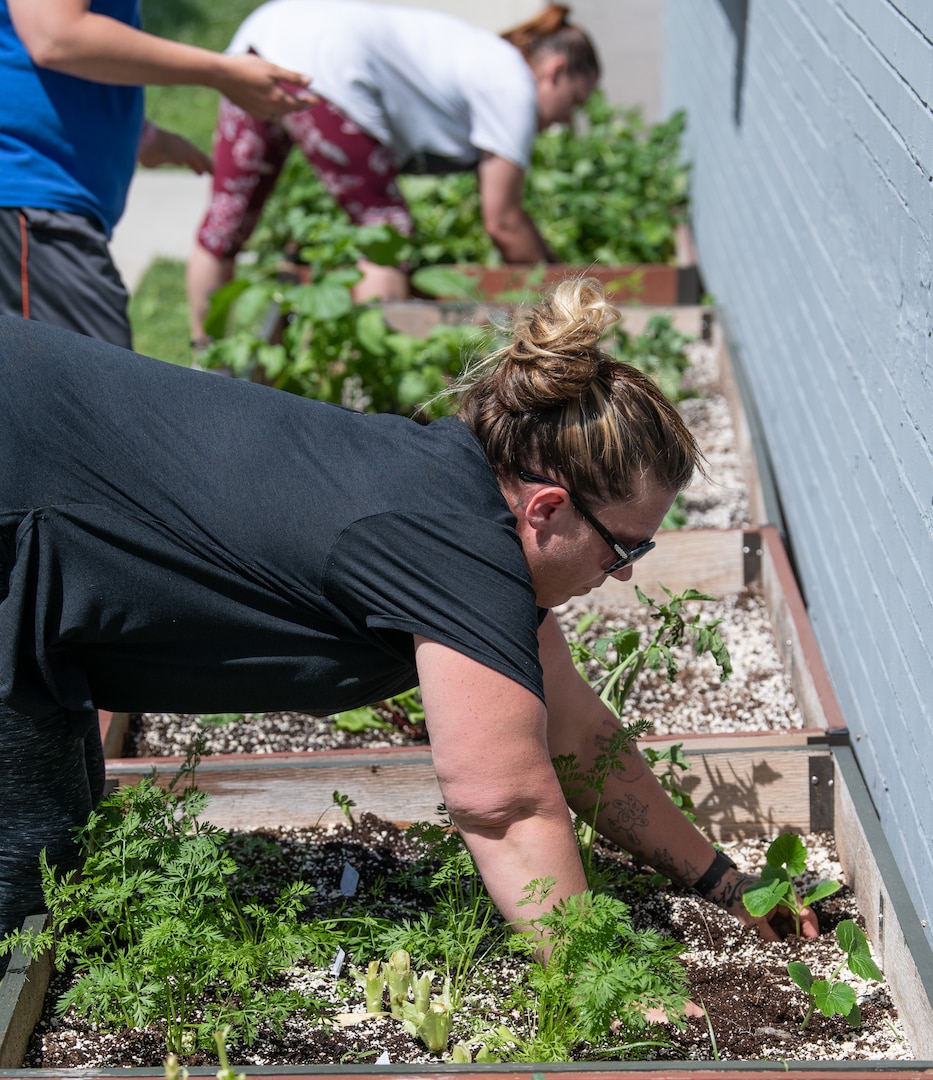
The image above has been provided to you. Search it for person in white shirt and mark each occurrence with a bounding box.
[186,0,599,346]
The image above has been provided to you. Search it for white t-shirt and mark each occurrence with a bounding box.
[228,0,539,172]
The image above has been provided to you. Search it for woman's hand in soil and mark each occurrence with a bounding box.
[725,871,820,940]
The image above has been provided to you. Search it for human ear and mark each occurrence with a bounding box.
[523,486,572,532]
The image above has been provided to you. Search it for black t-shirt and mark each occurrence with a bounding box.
[0,317,544,726]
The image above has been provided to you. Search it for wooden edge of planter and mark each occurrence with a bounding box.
[833,746,933,1059]
[5,745,933,1076]
[103,741,827,842]
[412,225,702,307]
[0,916,51,1070]
[755,527,849,737]
[713,319,769,528]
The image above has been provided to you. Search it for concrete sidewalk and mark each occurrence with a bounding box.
[110,169,211,293]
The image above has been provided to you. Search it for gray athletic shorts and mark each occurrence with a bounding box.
[0,206,131,348]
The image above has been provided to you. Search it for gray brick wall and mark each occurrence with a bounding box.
[663,0,933,947]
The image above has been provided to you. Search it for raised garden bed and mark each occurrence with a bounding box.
[411,224,701,307]
[2,741,932,1075]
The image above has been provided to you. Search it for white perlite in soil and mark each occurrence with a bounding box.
[678,337,751,530]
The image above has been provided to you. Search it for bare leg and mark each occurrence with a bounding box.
[352,260,409,303]
[186,243,236,347]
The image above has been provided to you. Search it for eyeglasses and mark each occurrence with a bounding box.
[519,471,656,574]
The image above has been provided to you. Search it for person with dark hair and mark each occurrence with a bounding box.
[0,0,314,349]
[186,0,600,346]
[0,280,817,974]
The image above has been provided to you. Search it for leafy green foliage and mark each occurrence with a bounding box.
[380,811,501,997]
[489,882,689,1061]
[611,313,697,405]
[334,687,425,735]
[641,744,696,824]
[398,96,689,268]
[787,919,883,1030]
[199,258,486,418]
[528,97,689,266]
[0,751,334,1054]
[742,833,841,937]
[243,96,688,273]
[568,586,732,722]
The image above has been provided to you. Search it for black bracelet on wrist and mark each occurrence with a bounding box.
[693,849,737,899]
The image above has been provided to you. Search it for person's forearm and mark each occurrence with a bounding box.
[452,800,588,930]
[487,208,555,264]
[14,9,228,87]
[567,728,721,891]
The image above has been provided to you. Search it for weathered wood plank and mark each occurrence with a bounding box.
[833,746,933,1060]
[105,743,830,841]
[576,527,747,609]
[0,916,51,1069]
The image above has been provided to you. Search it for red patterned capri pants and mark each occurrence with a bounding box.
[196,94,414,259]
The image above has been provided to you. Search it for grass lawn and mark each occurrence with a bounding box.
[131,4,261,351]
[141,0,263,152]
[128,258,192,366]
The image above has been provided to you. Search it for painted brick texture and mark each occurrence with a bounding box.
[663,0,933,946]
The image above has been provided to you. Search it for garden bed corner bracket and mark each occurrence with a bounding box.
[808,752,835,832]
[742,529,763,585]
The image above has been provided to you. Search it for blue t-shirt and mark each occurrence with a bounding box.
[0,0,144,236]
[0,317,546,730]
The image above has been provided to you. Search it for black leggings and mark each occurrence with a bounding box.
[0,706,104,974]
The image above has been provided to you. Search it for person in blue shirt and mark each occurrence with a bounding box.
[0,0,313,348]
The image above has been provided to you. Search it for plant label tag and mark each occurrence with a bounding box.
[375,1052,391,1064]
[331,946,346,977]
[340,861,360,896]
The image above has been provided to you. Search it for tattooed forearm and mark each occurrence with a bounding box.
[606,793,648,847]
[593,720,648,785]
[649,847,680,880]
[708,871,756,913]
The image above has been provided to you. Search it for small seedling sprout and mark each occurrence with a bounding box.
[741,833,841,937]
[787,919,883,1029]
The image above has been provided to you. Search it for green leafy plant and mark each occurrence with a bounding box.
[0,749,334,1054]
[554,723,649,885]
[240,94,688,276]
[396,95,689,268]
[350,948,459,1054]
[488,880,689,1061]
[334,687,426,735]
[611,313,697,405]
[568,586,732,722]
[376,810,501,999]
[787,919,883,1030]
[200,259,486,419]
[742,833,842,937]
